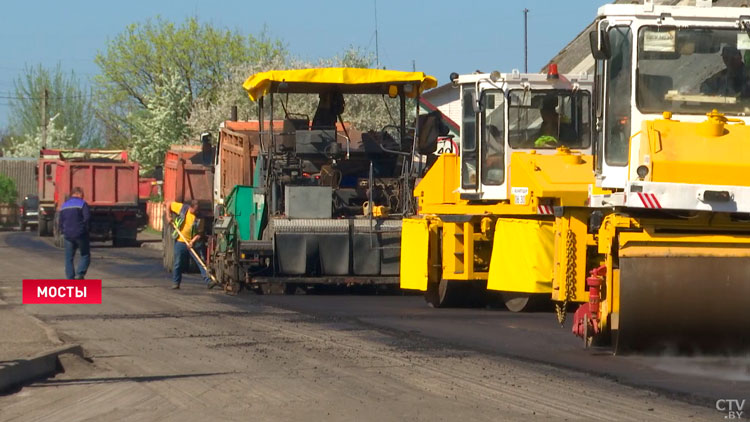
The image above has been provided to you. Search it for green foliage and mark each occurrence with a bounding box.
[94,17,285,146]
[0,174,18,205]
[6,64,98,156]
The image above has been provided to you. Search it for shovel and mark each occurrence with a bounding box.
[170,221,219,286]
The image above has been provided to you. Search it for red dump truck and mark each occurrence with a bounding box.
[37,149,141,247]
[214,120,266,203]
[161,140,214,271]
[138,177,158,228]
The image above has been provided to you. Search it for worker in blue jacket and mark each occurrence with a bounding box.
[59,187,91,279]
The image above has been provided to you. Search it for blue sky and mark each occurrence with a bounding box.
[0,0,608,127]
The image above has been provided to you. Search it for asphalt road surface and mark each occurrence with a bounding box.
[0,231,746,421]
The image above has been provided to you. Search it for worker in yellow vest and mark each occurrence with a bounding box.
[164,199,213,289]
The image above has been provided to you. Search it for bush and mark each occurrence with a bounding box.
[0,175,17,205]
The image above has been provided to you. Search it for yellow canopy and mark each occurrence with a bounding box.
[242,67,438,101]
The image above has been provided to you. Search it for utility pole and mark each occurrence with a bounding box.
[523,8,529,73]
[41,88,48,149]
[374,0,380,68]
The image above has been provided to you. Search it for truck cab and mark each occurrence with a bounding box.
[402,70,594,310]
[590,0,750,212]
[455,70,594,202]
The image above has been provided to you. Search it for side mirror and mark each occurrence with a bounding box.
[45,164,52,176]
[468,90,483,114]
[34,165,39,176]
[589,29,611,60]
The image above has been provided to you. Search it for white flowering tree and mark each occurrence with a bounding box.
[130,70,192,171]
[6,118,76,157]
[188,48,410,139]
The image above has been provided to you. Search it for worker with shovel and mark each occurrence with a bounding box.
[165,199,216,290]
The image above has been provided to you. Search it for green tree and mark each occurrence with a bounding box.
[94,17,285,145]
[0,174,18,205]
[6,64,98,156]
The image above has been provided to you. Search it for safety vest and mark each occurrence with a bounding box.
[172,204,198,240]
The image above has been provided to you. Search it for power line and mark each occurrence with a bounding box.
[0,94,93,100]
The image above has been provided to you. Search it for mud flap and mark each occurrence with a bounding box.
[487,218,554,294]
[400,219,430,291]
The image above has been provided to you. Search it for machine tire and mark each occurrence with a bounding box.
[501,292,546,312]
[283,283,298,295]
[38,218,49,236]
[113,236,137,247]
[465,281,488,307]
[163,225,174,272]
[52,216,63,249]
[424,279,465,308]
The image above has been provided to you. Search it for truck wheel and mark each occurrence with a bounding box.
[52,217,63,249]
[20,222,26,232]
[38,219,48,236]
[112,235,137,247]
[283,283,298,295]
[162,225,168,269]
[163,230,174,272]
[501,292,546,313]
[424,279,465,308]
[46,219,54,237]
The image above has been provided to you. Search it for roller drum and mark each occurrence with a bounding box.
[616,256,750,354]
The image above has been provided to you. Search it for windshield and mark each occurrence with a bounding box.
[507,89,590,149]
[480,90,505,185]
[637,26,750,115]
[24,196,39,208]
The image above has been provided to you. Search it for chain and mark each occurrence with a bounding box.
[555,229,578,325]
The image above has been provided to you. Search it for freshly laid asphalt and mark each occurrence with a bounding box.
[1,230,747,419]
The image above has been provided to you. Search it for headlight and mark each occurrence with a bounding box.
[636,165,649,179]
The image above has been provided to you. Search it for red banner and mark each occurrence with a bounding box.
[22,279,102,304]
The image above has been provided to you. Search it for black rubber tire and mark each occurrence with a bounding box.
[20,222,26,232]
[38,218,48,236]
[163,225,174,272]
[283,283,298,295]
[425,279,466,308]
[501,292,547,312]
[46,219,54,237]
[52,216,63,249]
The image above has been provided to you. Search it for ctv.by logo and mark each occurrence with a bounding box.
[716,399,746,419]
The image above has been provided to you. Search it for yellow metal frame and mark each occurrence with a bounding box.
[402,149,597,297]
[551,209,591,303]
[487,218,555,293]
[243,68,438,101]
[594,213,750,334]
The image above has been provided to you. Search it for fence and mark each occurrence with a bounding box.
[147,201,164,233]
[0,204,18,226]
[0,158,37,205]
